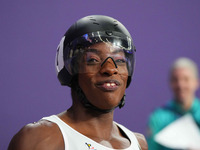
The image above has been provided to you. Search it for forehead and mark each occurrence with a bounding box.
[86,42,123,55]
[172,67,196,78]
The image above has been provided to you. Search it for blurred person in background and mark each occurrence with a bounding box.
[147,57,200,150]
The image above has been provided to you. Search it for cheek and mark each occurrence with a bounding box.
[181,78,195,89]
[121,74,128,88]
[187,80,198,91]
[78,74,95,93]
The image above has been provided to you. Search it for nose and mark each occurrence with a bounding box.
[100,57,118,76]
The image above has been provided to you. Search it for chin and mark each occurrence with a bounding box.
[89,93,122,109]
[175,95,187,103]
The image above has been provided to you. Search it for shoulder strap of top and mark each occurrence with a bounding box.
[42,116,141,150]
[115,122,142,150]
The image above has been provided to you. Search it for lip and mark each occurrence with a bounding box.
[95,80,120,92]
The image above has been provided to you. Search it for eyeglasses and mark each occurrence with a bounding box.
[77,48,129,75]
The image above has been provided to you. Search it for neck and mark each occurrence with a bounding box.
[175,95,194,111]
[69,101,114,122]
[64,89,116,139]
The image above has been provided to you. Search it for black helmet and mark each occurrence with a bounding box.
[55,15,136,88]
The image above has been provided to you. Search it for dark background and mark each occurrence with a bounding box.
[1,0,200,149]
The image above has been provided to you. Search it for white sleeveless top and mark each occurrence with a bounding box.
[42,115,141,150]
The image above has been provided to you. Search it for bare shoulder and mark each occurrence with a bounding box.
[134,132,148,150]
[8,120,64,150]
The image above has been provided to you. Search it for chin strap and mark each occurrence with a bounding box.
[75,85,125,113]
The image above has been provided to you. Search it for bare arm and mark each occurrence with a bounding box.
[8,120,64,150]
[134,132,148,150]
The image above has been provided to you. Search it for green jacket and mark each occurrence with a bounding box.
[147,98,200,150]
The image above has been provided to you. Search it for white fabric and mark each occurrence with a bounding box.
[155,114,200,149]
[55,36,65,75]
[42,115,141,150]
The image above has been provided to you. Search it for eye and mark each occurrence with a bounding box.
[86,57,100,65]
[85,52,100,65]
[115,58,126,65]
[87,58,99,63]
[112,53,126,65]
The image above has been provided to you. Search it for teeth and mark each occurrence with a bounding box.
[111,83,115,86]
[106,83,116,87]
[106,83,111,87]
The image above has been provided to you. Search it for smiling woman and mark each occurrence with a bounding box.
[8,15,148,150]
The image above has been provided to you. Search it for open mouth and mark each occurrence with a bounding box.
[95,80,120,91]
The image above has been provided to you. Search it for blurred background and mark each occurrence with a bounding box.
[0,0,200,149]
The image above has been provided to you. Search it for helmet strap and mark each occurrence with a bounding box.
[119,94,126,108]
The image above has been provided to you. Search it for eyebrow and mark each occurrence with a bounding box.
[85,49,101,54]
[84,48,124,56]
